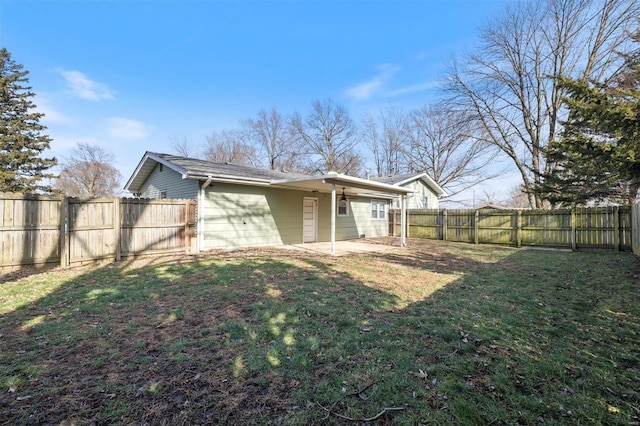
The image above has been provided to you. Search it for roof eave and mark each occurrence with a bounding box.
[272,172,416,196]
[124,151,191,193]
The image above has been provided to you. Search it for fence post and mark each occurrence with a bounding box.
[184,199,191,253]
[571,208,577,251]
[516,210,522,248]
[613,206,620,252]
[442,209,447,241]
[114,198,122,261]
[474,209,479,244]
[60,197,70,267]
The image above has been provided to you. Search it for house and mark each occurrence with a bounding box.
[370,172,447,210]
[124,152,414,255]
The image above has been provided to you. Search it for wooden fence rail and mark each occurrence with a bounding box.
[1,193,196,272]
[390,206,633,252]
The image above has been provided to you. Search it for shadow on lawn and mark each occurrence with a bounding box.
[0,243,639,425]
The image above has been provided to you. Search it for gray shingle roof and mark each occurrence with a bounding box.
[151,152,310,181]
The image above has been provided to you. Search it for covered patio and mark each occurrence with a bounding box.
[272,172,414,255]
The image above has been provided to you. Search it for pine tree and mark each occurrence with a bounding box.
[535,31,640,207]
[0,48,57,193]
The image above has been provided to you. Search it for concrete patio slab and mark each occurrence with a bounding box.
[285,239,402,256]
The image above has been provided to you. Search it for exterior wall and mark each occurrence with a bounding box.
[336,197,388,239]
[201,183,388,250]
[139,164,199,199]
[392,179,439,210]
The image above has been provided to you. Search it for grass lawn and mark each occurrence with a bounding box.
[1,238,639,425]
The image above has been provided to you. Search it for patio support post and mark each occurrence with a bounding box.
[331,183,336,255]
[401,194,407,247]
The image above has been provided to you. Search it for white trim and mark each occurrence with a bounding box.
[401,194,407,247]
[331,183,336,256]
[370,199,386,220]
[198,176,214,252]
[272,171,415,196]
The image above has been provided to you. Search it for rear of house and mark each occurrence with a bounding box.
[199,183,388,250]
[125,152,410,252]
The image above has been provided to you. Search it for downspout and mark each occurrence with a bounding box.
[198,176,213,252]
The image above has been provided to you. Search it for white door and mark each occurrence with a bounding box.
[303,198,317,243]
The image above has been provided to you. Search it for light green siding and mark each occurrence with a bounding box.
[202,184,304,249]
[140,164,199,199]
[347,198,389,238]
[393,179,439,209]
[202,184,389,250]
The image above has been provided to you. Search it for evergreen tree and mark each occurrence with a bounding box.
[535,31,640,207]
[0,48,57,193]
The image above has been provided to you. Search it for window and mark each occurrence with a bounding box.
[337,197,349,216]
[371,200,386,219]
[160,190,167,199]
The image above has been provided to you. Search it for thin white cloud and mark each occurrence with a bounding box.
[57,69,114,101]
[35,96,72,124]
[345,64,400,101]
[106,117,149,140]
[387,81,439,97]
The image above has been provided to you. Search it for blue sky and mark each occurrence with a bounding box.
[1,0,515,201]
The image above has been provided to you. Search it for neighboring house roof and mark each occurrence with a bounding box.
[370,172,447,197]
[124,152,415,198]
[476,203,512,210]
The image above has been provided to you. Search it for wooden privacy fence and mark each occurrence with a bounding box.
[633,203,640,255]
[390,206,633,251]
[0,193,196,271]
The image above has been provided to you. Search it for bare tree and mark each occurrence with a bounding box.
[361,104,410,177]
[290,98,361,174]
[54,143,122,198]
[240,108,306,172]
[503,184,533,208]
[202,130,257,166]
[445,0,639,207]
[170,135,196,158]
[406,104,500,197]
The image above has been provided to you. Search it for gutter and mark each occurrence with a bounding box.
[187,173,272,186]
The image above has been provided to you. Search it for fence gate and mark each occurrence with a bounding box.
[61,198,196,267]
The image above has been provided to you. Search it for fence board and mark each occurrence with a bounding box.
[391,206,633,252]
[119,198,195,257]
[633,203,640,255]
[0,193,62,270]
[0,195,196,271]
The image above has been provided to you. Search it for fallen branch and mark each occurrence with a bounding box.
[316,380,405,422]
[317,402,405,422]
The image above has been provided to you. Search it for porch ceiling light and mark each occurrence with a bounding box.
[340,188,347,202]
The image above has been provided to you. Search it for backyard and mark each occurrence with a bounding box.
[0,238,638,425]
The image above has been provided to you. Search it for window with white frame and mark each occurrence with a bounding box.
[337,197,349,216]
[371,200,386,219]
